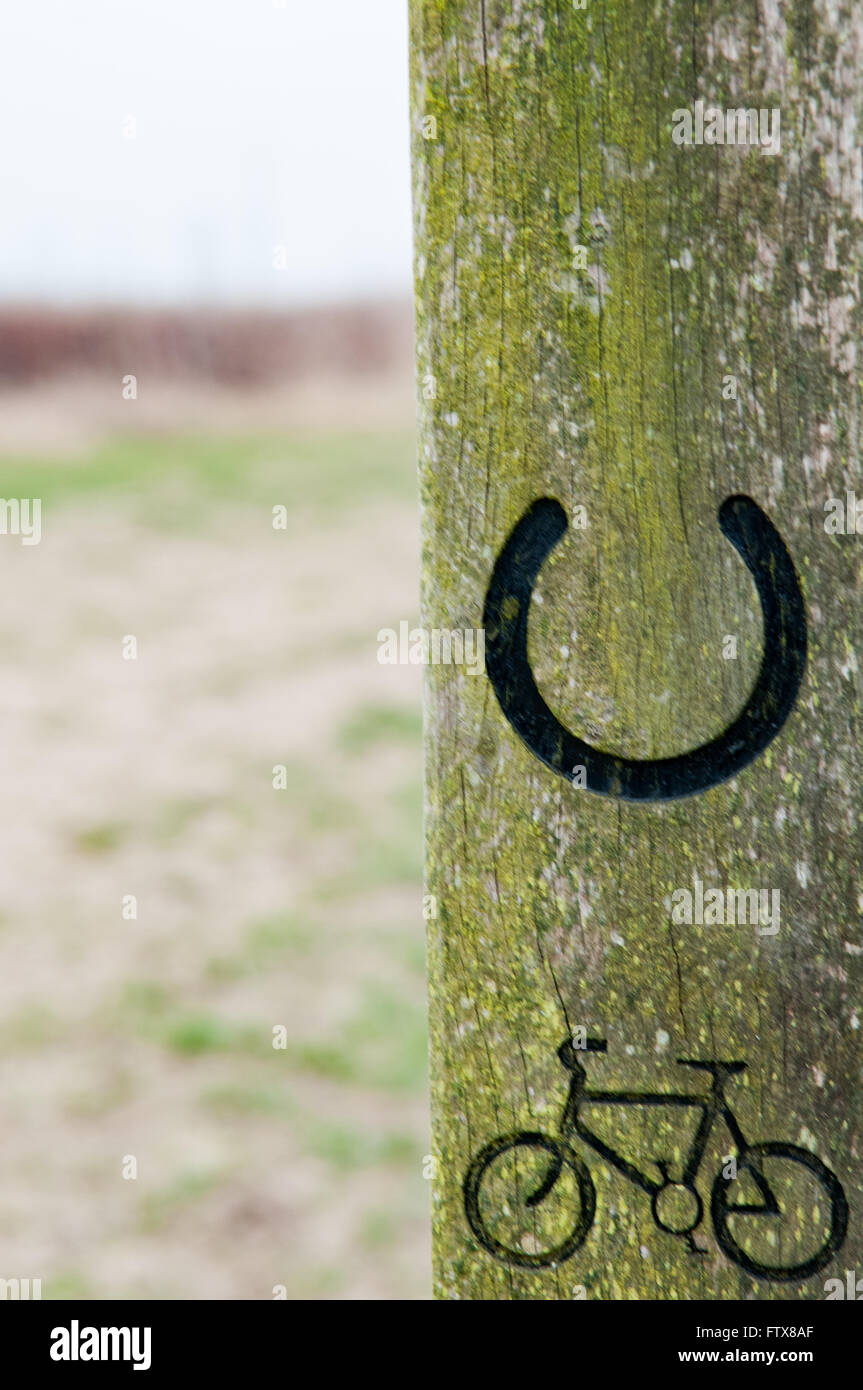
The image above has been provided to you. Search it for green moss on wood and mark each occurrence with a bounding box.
[412,0,863,1299]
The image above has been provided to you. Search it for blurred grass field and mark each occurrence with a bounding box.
[0,416,429,1299]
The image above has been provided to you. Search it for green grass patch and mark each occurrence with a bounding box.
[389,774,422,821]
[114,982,266,1057]
[202,1084,292,1117]
[138,1167,228,1234]
[359,1207,403,1249]
[203,954,251,984]
[2,1005,65,1049]
[306,1122,416,1172]
[0,429,416,521]
[120,981,173,1018]
[345,836,423,890]
[246,913,315,959]
[204,914,316,984]
[273,758,356,834]
[45,1271,96,1300]
[155,797,223,841]
[72,822,128,855]
[163,1013,241,1056]
[65,1068,136,1119]
[290,982,427,1094]
[337,702,423,755]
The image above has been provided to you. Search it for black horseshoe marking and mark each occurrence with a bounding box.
[483,495,807,801]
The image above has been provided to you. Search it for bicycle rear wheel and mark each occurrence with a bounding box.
[464,1131,595,1269]
[711,1141,848,1281]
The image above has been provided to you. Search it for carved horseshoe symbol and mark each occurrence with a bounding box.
[483,495,807,802]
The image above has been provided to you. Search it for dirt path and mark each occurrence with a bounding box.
[0,458,429,1300]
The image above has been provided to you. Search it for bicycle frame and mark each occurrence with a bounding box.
[465,1045,847,1279]
[559,1066,753,1199]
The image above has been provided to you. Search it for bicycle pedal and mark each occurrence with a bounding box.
[686,1236,708,1257]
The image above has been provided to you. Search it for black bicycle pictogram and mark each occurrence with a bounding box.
[464,1038,847,1281]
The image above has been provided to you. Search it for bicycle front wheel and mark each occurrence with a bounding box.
[711,1141,848,1281]
[464,1131,595,1270]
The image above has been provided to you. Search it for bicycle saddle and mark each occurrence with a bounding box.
[676,1059,746,1074]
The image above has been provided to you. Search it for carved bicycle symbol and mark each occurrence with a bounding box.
[464,1038,848,1281]
[483,495,807,800]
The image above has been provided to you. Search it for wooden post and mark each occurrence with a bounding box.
[411,1,862,1299]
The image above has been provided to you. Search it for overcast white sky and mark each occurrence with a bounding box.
[0,0,412,306]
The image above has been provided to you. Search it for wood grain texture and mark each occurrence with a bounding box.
[411,0,863,1299]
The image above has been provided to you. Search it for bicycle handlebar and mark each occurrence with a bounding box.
[558,1036,607,1068]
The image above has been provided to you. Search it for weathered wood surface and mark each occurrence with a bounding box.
[412,0,863,1299]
